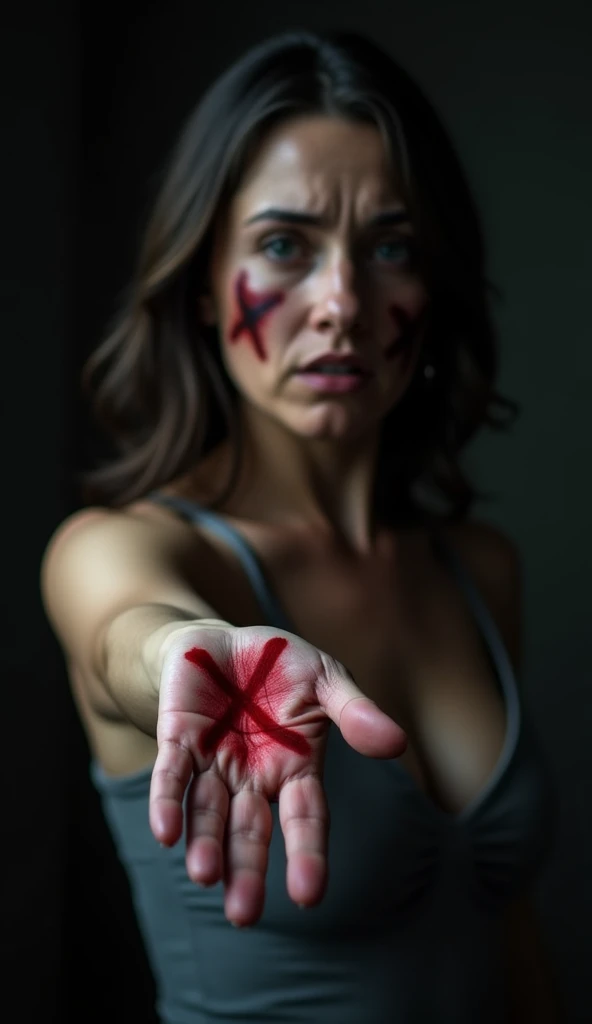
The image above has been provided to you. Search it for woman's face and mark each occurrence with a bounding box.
[204,115,429,442]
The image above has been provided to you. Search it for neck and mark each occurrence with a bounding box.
[219,402,390,553]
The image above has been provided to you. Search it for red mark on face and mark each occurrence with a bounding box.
[385,305,417,373]
[184,637,310,770]
[229,270,285,361]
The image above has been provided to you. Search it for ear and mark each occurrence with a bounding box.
[197,293,217,326]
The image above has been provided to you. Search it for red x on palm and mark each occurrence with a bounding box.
[151,624,406,925]
[185,637,310,768]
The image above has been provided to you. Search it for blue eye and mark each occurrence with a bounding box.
[374,239,411,264]
[262,235,302,261]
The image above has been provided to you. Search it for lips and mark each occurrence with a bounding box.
[298,353,370,375]
[294,353,371,394]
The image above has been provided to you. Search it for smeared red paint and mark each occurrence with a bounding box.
[184,637,310,770]
[229,270,285,361]
[385,305,417,372]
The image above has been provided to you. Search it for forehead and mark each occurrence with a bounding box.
[233,116,401,220]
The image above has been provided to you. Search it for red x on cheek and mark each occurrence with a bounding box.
[184,637,310,771]
[228,270,285,361]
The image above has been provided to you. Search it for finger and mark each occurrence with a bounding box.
[149,738,194,846]
[223,791,273,927]
[316,657,408,758]
[279,775,329,908]
[185,771,230,886]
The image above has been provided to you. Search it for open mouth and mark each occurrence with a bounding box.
[301,364,364,376]
[295,364,370,393]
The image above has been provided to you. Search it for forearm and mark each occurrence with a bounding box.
[99,603,228,734]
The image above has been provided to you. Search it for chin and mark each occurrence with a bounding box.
[284,405,382,443]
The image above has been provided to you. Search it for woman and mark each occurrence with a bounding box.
[41,29,561,1024]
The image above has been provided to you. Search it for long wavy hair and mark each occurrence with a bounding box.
[80,28,518,524]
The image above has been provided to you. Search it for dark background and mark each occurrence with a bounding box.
[2,1,590,1021]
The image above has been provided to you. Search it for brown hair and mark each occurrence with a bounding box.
[81,29,518,524]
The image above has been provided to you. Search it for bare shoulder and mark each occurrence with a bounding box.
[41,498,205,584]
[442,518,523,671]
[40,499,217,674]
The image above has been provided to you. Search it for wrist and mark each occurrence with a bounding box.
[143,617,232,696]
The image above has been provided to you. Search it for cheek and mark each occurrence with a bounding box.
[226,269,286,362]
[384,283,429,373]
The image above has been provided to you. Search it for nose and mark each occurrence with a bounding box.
[308,255,362,335]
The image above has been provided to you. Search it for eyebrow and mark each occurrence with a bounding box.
[243,207,410,228]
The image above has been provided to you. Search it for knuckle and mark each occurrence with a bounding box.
[230,824,263,844]
[195,806,226,830]
[318,650,348,685]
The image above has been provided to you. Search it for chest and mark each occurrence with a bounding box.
[200,525,509,816]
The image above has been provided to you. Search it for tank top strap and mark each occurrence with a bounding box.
[146,491,294,632]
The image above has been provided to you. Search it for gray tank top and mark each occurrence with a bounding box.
[91,495,558,1024]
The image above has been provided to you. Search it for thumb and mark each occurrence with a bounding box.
[316,656,407,759]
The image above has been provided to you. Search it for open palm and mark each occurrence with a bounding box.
[150,623,406,925]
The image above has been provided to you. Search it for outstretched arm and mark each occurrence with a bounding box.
[41,506,407,927]
[40,506,227,729]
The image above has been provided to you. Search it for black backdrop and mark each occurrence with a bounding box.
[3,3,591,1021]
